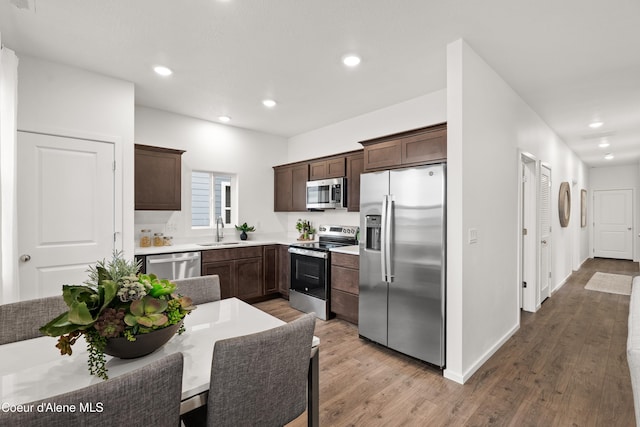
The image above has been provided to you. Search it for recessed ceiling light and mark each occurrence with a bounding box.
[589,121,603,129]
[342,55,361,67]
[604,153,614,160]
[218,116,231,123]
[153,65,173,76]
[598,141,610,148]
[262,99,277,108]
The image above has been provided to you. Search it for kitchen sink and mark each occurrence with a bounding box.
[198,241,247,247]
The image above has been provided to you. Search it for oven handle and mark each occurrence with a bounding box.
[288,247,328,259]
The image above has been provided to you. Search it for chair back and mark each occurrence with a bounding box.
[207,312,316,426]
[173,275,221,305]
[0,352,184,427]
[0,295,68,345]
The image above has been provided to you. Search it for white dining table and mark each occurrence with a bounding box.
[0,297,320,426]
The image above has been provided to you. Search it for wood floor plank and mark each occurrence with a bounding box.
[254,258,638,426]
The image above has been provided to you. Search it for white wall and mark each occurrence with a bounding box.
[517,125,591,276]
[134,106,288,241]
[445,39,589,383]
[285,90,447,232]
[16,55,135,256]
[590,164,640,262]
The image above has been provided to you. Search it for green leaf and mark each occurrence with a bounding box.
[136,316,154,328]
[124,313,137,327]
[144,297,168,314]
[129,299,144,317]
[40,312,74,336]
[62,285,99,309]
[67,301,94,325]
[99,279,118,312]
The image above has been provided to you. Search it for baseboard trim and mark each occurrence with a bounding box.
[444,321,520,385]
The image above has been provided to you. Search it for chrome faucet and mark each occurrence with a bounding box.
[215,216,224,242]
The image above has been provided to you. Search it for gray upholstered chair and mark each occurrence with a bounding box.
[173,275,221,305]
[0,352,184,427]
[182,312,316,426]
[0,295,68,345]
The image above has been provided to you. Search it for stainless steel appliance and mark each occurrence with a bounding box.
[306,177,347,210]
[359,164,446,368]
[289,225,358,320]
[145,251,202,280]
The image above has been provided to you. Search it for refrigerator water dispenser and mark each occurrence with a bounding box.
[365,215,381,251]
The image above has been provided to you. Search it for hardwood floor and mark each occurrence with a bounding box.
[254,258,639,426]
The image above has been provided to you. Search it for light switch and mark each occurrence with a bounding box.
[468,228,478,244]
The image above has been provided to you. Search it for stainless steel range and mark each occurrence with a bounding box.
[288,224,359,320]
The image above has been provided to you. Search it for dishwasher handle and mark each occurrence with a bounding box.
[147,254,200,264]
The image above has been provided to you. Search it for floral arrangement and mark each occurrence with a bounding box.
[296,218,316,240]
[40,251,195,380]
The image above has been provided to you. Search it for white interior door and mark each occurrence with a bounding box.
[17,131,115,300]
[593,189,633,260]
[539,164,551,304]
[520,156,537,312]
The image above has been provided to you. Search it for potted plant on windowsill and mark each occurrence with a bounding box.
[235,222,255,240]
[39,251,196,380]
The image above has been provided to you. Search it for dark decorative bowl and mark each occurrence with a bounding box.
[104,322,182,359]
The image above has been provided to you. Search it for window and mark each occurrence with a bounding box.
[191,171,234,228]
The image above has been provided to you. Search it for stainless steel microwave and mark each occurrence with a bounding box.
[306,177,347,210]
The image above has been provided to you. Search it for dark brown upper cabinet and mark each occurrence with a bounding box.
[273,162,308,212]
[273,150,365,212]
[135,144,185,211]
[360,124,447,172]
[346,151,364,212]
[309,157,346,180]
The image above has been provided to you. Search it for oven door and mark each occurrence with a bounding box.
[289,248,328,299]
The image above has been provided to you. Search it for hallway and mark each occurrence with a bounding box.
[257,258,639,426]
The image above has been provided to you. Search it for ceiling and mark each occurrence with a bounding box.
[1,0,639,168]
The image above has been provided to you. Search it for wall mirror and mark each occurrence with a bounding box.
[558,182,571,227]
[581,189,587,227]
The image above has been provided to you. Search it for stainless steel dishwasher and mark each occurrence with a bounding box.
[145,251,201,280]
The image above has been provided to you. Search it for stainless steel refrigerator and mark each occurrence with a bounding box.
[359,164,446,368]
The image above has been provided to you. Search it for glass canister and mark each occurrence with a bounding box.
[139,229,152,247]
[163,236,173,246]
[153,232,164,247]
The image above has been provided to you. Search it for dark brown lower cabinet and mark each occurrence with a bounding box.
[277,245,290,298]
[262,245,279,295]
[201,245,288,303]
[330,252,359,324]
[201,247,263,302]
[202,260,235,300]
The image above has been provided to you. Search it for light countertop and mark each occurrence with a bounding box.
[330,245,359,256]
[135,233,360,256]
[135,233,314,256]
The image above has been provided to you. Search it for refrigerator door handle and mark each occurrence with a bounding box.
[380,195,388,282]
[386,196,394,282]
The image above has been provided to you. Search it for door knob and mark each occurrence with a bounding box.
[19,254,31,262]
[541,240,547,244]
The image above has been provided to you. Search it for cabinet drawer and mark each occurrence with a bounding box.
[331,289,358,324]
[331,252,359,269]
[331,266,359,295]
[201,246,263,262]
